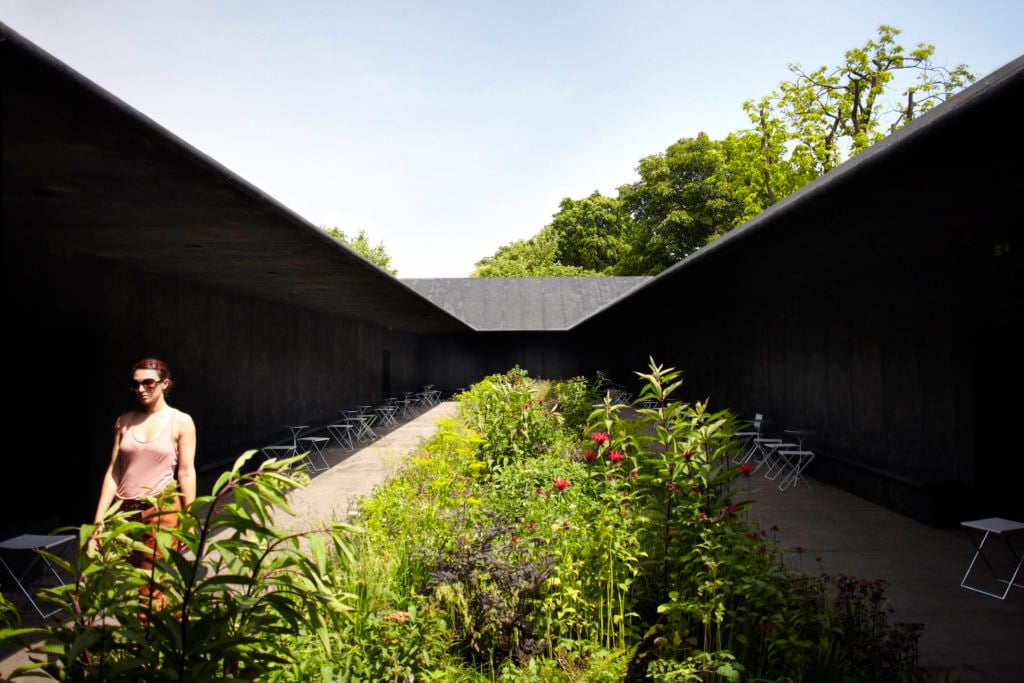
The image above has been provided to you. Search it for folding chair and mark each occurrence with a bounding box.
[326,415,356,452]
[733,414,789,471]
[376,403,399,429]
[0,533,75,619]
[732,413,765,464]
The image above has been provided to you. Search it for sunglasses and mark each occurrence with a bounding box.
[129,378,162,390]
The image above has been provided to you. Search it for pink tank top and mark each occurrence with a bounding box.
[116,409,178,501]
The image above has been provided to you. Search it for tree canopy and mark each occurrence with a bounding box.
[323,226,398,276]
[472,25,974,277]
[471,227,593,277]
[727,24,974,220]
[547,192,632,274]
[617,134,743,275]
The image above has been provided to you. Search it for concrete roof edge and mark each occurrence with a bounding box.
[2,22,473,334]
[571,53,1024,327]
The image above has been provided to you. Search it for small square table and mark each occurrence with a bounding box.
[0,533,76,619]
[959,517,1024,600]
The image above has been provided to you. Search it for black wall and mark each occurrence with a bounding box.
[573,236,1020,527]
[3,241,430,538]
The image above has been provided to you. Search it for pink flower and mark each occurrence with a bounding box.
[698,512,708,521]
[583,449,596,462]
[553,478,570,491]
[592,432,610,444]
[608,451,625,464]
[628,469,638,478]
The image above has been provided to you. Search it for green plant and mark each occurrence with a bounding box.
[4,451,357,681]
[424,513,555,668]
[457,372,565,476]
[550,376,600,436]
[823,575,925,682]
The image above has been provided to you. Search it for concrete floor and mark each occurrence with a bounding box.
[746,476,1023,682]
[3,401,1022,681]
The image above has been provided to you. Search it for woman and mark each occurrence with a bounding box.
[91,357,197,612]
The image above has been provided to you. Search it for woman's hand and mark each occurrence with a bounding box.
[89,521,104,552]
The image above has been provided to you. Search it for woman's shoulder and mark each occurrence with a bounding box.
[171,407,196,430]
[115,410,141,429]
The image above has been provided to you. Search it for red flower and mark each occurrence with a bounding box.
[591,432,610,443]
[511,535,518,543]
[528,521,536,530]
[740,464,753,477]
[608,451,625,464]
[553,478,570,491]
[629,469,638,478]
[682,449,694,460]
[538,398,544,404]
[698,512,708,521]
[583,449,596,461]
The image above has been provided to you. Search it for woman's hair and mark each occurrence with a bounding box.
[132,357,174,393]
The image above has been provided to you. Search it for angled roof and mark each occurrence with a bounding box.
[4,19,1021,337]
[1,22,471,335]
[401,277,651,330]
[578,53,1024,327]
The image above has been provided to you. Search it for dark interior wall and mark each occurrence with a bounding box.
[415,333,488,395]
[573,255,1019,527]
[3,241,417,537]
[482,332,586,383]
[414,331,588,395]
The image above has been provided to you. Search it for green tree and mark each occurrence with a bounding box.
[471,226,594,277]
[323,226,398,275]
[547,192,633,274]
[616,133,743,275]
[471,25,974,275]
[727,25,974,219]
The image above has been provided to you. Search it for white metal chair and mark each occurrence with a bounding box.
[733,414,788,470]
[0,533,75,619]
[326,415,356,452]
[732,413,765,464]
[263,424,328,472]
[376,403,399,429]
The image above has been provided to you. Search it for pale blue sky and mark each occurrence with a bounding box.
[3,1,1022,276]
